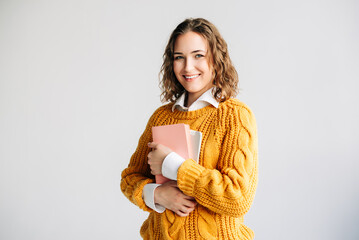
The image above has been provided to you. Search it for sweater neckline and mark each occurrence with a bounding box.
[167,103,217,120]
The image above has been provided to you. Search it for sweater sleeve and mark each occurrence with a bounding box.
[120,107,163,213]
[177,104,258,217]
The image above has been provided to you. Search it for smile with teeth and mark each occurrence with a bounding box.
[184,74,200,79]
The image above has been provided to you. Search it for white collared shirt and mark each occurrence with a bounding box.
[171,87,219,112]
[143,88,219,213]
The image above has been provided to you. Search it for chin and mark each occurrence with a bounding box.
[184,87,201,94]
[182,83,199,91]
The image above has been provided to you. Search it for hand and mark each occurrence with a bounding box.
[147,142,172,175]
[154,180,197,217]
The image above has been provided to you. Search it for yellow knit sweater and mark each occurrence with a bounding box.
[121,98,258,240]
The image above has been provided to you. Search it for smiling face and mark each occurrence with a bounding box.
[173,31,214,106]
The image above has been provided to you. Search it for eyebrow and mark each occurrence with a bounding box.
[173,50,206,55]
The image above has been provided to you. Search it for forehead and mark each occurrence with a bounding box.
[174,31,208,52]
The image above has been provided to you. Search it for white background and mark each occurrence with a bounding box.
[1,0,358,239]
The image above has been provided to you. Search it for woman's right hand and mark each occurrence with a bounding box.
[154,180,197,217]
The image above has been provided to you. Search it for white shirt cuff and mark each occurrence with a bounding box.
[143,183,165,213]
[162,152,185,180]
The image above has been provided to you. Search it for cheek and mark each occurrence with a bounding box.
[173,62,181,75]
[198,59,211,73]
[200,65,212,78]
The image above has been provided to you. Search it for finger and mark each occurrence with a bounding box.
[184,201,196,209]
[179,205,196,216]
[147,142,158,149]
[183,199,197,208]
[176,210,189,217]
[180,204,193,213]
[183,195,196,201]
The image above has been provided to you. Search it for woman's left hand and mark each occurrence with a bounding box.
[147,142,172,175]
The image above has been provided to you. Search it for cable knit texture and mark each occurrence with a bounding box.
[121,98,258,240]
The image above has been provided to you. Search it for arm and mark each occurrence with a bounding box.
[177,105,258,217]
[120,109,160,212]
[147,142,197,217]
[121,105,196,215]
[154,180,197,217]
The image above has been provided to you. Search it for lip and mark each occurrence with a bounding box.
[183,74,200,82]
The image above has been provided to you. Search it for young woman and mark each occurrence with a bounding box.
[121,18,258,240]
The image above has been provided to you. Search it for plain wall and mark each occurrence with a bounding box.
[1,0,358,239]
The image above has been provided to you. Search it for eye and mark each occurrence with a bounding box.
[174,56,183,60]
[195,54,204,58]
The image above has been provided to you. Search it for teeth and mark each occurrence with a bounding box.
[184,75,199,79]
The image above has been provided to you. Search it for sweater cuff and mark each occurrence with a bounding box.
[162,152,185,180]
[132,178,156,212]
[177,159,205,196]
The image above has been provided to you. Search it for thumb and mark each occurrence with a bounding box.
[148,142,158,149]
[168,180,178,187]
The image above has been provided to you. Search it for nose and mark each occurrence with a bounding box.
[184,58,194,72]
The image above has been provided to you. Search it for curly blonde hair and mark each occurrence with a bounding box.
[159,18,239,103]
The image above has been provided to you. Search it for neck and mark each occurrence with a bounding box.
[185,86,214,107]
[185,93,197,108]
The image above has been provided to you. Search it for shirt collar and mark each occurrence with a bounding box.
[171,87,219,112]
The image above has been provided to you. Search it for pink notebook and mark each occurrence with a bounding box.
[152,123,193,184]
